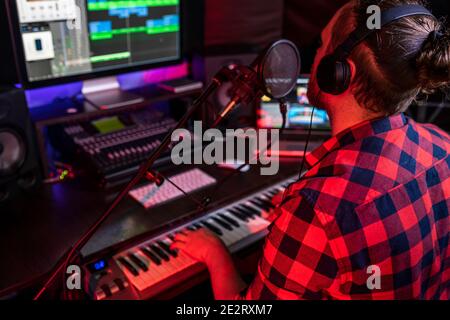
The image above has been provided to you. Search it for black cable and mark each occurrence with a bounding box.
[298,106,316,180]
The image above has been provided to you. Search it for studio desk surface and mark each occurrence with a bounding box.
[0,160,300,298]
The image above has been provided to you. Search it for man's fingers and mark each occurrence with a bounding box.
[173,233,188,242]
[170,241,186,251]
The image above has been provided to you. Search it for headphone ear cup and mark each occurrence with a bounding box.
[317,55,351,95]
[334,60,351,94]
[317,55,337,94]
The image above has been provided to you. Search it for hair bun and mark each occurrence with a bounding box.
[416,29,450,92]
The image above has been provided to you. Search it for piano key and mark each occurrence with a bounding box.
[217,214,249,239]
[117,257,139,276]
[144,246,193,281]
[132,252,166,283]
[157,240,178,257]
[193,223,203,229]
[162,237,193,265]
[239,204,261,216]
[168,233,178,241]
[207,219,240,245]
[141,247,161,265]
[212,216,233,231]
[149,244,170,262]
[201,220,223,236]
[130,251,162,287]
[233,206,256,220]
[253,195,273,206]
[218,213,240,228]
[228,208,249,222]
[249,199,271,211]
[128,253,148,272]
[259,197,275,208]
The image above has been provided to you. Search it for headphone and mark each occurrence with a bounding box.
[316,4,435,95]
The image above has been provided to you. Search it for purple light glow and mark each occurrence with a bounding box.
[26,63,189,109]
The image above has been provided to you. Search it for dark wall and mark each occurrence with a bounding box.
[283,0,348,47]
[283,0,348,72]
[282,0,449,72]
[203,0,284,52]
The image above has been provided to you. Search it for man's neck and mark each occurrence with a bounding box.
[327,99,384,136]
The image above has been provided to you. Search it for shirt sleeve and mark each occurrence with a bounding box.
[237,194,340,300]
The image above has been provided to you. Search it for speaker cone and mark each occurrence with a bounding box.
[0,130,26,176]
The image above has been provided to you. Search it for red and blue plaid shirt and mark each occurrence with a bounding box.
[241,113,449,300]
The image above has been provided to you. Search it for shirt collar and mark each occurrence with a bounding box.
[305,113,408,169]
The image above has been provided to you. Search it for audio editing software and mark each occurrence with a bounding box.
[15,0,181,82]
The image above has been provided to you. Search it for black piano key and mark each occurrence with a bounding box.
[187,226,197,231]
[157,240,178,257]
[194,223,203,229]
[218,213,240,228]
[228,209,249,222]
[250,199,272,211]
[128,253,148,272]
[150,244,170,262]
[240,204,261,216]
[267,190,278,196]
[234,206,256,219]
[141,247,161,265]
[117,257,139,276]
[212,217,233,231]
[201,220,223,236]
[259,197,275,208]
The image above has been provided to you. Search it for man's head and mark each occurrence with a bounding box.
[308,0,450,117]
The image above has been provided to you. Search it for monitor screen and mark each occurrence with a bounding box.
[12,0,181,84]
[257,76,330,130]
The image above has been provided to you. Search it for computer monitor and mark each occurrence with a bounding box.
[6,0,182,88]
[257,75,330,131]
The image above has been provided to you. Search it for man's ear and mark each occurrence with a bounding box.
[347,58,357,86]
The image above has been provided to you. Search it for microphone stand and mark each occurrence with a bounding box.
[33,69,232,300]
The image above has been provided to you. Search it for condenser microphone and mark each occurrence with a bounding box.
[212,39,301,127]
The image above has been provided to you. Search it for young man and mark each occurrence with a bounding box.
[171,0,450,299]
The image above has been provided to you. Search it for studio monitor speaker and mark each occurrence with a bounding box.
[0,88,41,203]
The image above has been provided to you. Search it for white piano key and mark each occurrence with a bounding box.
[222,211,254,235]
[132,251,162,283]
[217,214,249,238]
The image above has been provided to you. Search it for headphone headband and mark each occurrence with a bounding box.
[317,4,437,95]
[335,4,435,58]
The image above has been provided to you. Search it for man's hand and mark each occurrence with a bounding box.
[170,228,247,299]
[170,228,229,267]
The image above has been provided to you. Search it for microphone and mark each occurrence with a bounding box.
[212,39,301,128]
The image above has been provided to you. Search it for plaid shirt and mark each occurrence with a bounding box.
[241,113,449,300]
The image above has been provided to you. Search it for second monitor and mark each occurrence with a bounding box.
[257,76,330,131]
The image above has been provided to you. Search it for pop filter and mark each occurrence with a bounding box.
[255,39,301,99]
[213,39,300,127]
